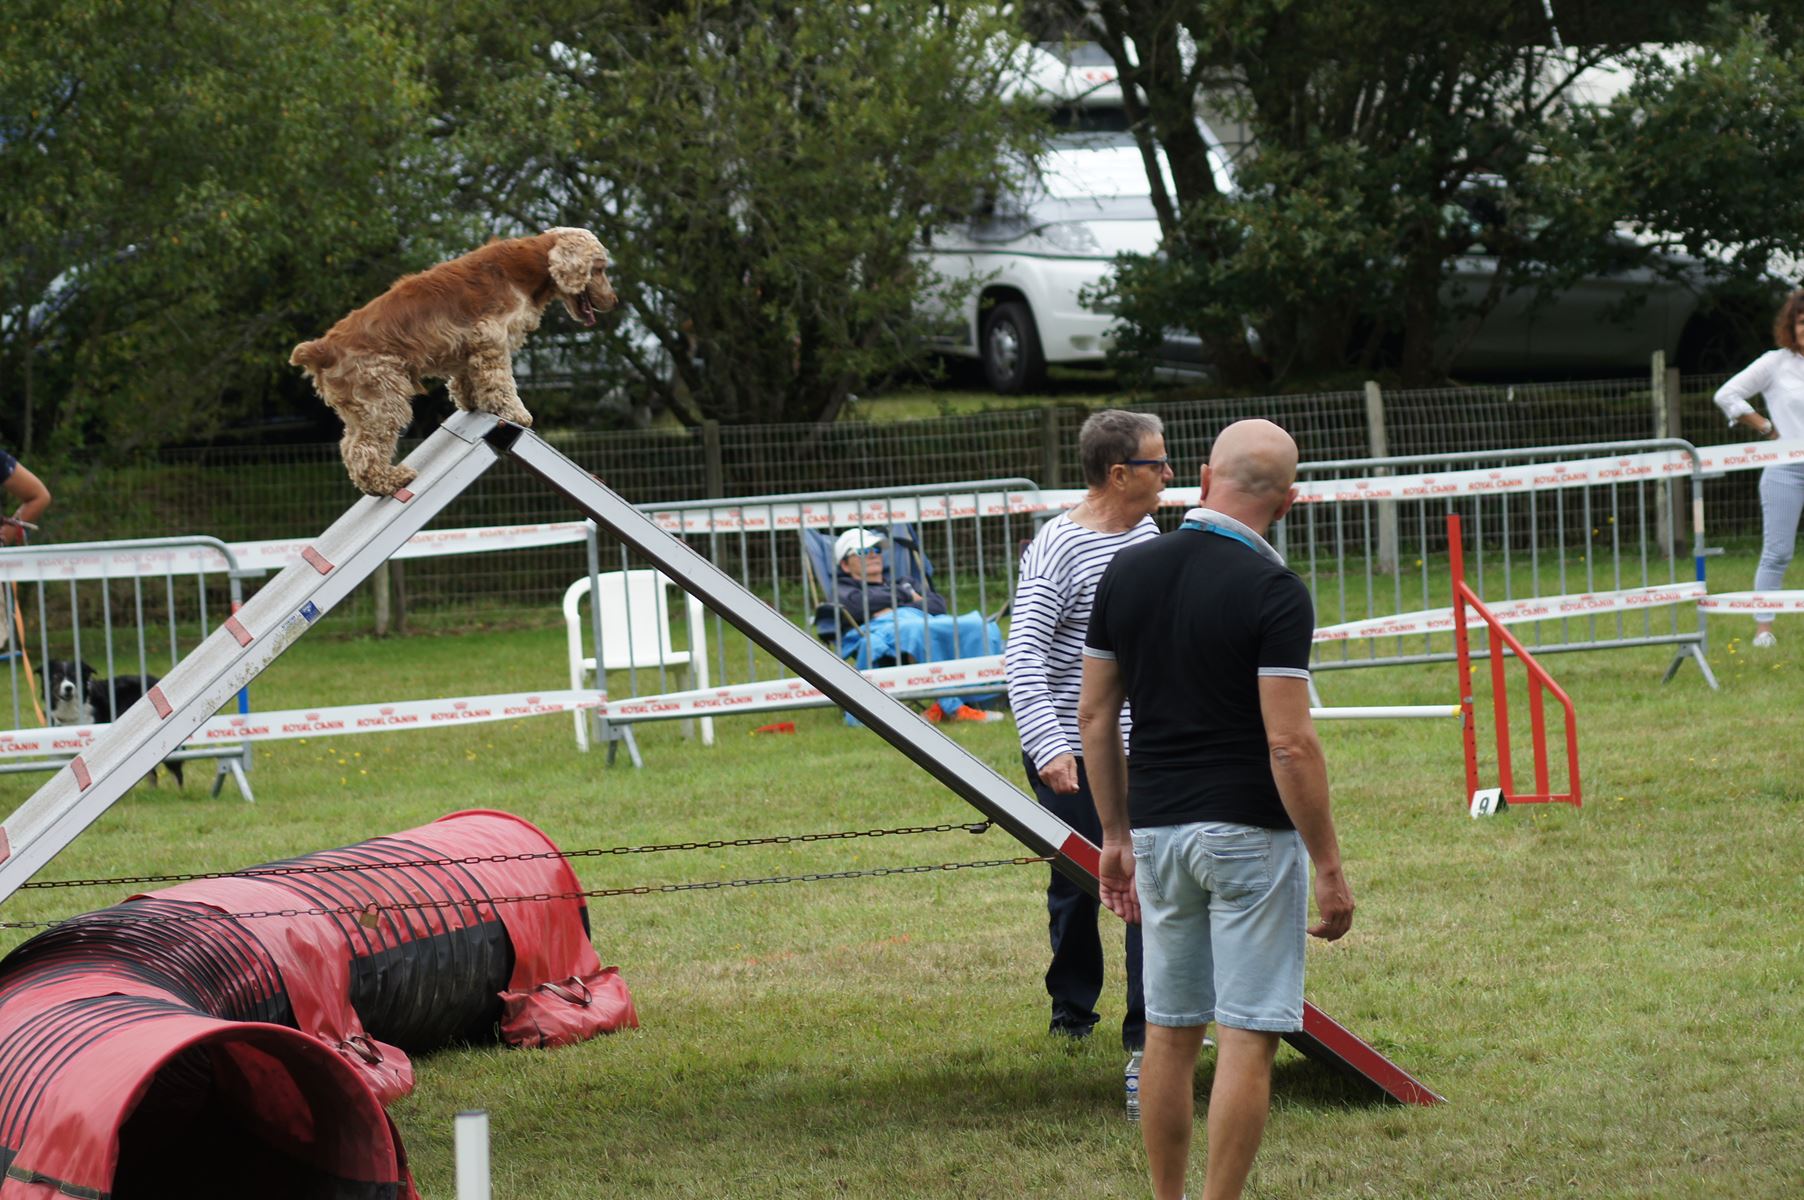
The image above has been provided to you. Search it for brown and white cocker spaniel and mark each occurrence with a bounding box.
[291,228,617,496]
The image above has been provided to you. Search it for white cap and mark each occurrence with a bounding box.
[834,527,887,562]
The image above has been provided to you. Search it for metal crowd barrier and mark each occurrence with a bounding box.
[0,536,263,797]
[566,479,1041,756]
[1278,438,1715,689]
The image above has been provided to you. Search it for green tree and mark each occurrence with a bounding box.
[430,0,1041,425]
[1559,14,1804,367]
[0,0,451,459]
[1037,1,1801,386]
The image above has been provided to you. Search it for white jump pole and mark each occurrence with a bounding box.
[1312,705,1461,720]
[455,1110,491,1200]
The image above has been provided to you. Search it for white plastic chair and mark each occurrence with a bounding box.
[563,570,714,764]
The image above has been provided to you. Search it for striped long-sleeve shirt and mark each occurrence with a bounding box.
[1005,511,1159,771]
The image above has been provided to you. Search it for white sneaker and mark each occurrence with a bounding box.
[1754,629,1777,649]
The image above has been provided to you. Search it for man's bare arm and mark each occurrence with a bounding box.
[1258,675,1353,940]
[1078,655,1138,924]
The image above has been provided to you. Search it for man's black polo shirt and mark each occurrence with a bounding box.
[1083,508,1313,830]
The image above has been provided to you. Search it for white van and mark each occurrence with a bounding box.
[917,120,1234,393]
[908,41,1220,392]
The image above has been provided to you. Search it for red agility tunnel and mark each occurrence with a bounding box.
[0,809,635,1199]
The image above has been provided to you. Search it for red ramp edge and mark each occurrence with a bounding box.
[1296,1004,1445,1105]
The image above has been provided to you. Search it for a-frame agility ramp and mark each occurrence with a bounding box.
[0,411,1443,1106]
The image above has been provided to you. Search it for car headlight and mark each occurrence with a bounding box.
[1037,221,1103,254]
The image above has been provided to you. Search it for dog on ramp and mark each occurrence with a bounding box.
[45,659,184,787]
[290,228,618,496]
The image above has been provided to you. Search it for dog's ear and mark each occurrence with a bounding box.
[546,227,605,292]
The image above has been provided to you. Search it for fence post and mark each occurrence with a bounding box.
[1040,407,1062,489]
[1666,362,1684,548]
[1364,380,1398,574]
[373,562,391,637]
[1652,351,1678,556]
[702,419,724,498]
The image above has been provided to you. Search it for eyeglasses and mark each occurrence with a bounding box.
[1121,457,1171,470]
[848,546,884,557]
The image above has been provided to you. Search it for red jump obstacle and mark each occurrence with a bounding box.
[1448,513,1582,815]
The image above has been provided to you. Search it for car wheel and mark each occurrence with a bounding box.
[981,300,1047,394]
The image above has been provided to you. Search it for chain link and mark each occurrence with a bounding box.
[0,855,1049,932]
[13,820,996,892]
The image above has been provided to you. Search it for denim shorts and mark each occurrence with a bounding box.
[1130,821,1307,1032]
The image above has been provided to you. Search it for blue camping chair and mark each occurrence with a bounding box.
[801,523,939,650]
[800,525,1004,719]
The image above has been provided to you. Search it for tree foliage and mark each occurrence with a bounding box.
[427,0,1040,426]
[0,0,452,459]
[1038,1,1804,386]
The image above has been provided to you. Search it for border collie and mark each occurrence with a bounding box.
[45,659,184,787]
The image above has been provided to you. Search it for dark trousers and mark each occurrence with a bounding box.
[1021,752,1145,1051]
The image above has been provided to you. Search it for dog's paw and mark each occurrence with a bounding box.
[505,405,534,429]
[355,465,418,497]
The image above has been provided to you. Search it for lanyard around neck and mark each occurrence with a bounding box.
[1180,518,1261,554]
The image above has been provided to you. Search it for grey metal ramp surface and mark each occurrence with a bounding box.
[499,421,1442,1105]
[0,412,507,901]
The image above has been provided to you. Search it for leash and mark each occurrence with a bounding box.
[0,517,45,727]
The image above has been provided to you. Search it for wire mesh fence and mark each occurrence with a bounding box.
[22,368,1763,627]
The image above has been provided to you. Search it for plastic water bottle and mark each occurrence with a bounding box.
[1124,1050,1144,1122]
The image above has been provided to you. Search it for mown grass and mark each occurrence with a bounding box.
[0,580,1800,1198]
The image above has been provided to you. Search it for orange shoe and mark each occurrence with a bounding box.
[949,705,1007,723]
[923,701,946,724]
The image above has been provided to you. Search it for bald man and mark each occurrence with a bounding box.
[1078,419,1354,1200]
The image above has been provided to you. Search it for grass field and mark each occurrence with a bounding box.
[0,584,1800,1198]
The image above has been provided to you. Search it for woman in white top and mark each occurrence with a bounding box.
[1713,290,1804,647]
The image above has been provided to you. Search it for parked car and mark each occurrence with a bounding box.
[916,125,1233,393]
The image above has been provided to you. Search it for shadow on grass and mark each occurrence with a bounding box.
[573,1030,1407,1147]
[1267,1051,1417,1111]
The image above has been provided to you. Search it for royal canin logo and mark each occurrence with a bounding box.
[692,695,753,709]
[906,671,962,686]
[453,701,469,711]
[978,666,1006,679]
[1403,483,1458,496]
[381,707,396,716]
[358,713,420,728]
[431,707,493,722]
[209,724,270,738]
[282,719,345,734]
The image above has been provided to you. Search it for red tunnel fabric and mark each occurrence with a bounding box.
[0,809,635,1199]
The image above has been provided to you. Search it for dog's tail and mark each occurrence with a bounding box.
[289,338,338,374]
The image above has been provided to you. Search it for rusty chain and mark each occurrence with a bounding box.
[12,819,997,892]
[0,853,1050,932]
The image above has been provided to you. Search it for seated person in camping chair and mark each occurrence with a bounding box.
[830,527,1005,724]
